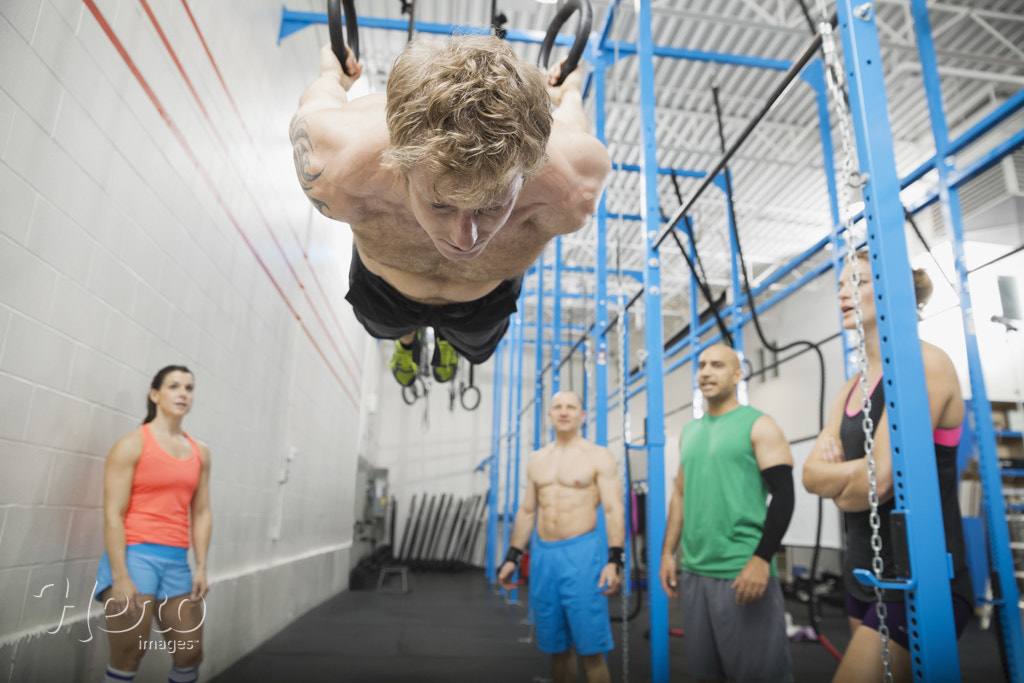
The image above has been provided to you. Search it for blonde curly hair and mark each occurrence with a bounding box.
[381,35,553,208]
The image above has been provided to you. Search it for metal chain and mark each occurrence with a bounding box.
[616,253,630,683]
[818,15,894,682]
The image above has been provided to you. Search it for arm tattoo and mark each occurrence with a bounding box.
[289,115,324,190]
[289,115,333,217]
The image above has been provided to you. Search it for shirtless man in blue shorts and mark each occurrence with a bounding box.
[498,391,624,683]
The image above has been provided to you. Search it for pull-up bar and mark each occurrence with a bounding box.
[652,14,836,253]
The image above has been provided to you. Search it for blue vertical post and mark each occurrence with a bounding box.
[486,338,507,583]
[836,1,961,678]
[910,2,1024,677]
[636,1,669,679]
[553,237,564,393]
[582,340,589,439]
[508,301,526,603]
[535,255,546,451]
[619,306,634,591]
[593,54,612,448]
[512,295,526,519]
[502,311,517,580]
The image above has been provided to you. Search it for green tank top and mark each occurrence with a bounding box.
[679,405,776,579]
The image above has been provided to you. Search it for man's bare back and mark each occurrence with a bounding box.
[290,41,610,306]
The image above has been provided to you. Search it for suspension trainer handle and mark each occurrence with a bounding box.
[537,0,593,86]
[327,0,360,76]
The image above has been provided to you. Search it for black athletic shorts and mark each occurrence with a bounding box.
[344,247,523,364]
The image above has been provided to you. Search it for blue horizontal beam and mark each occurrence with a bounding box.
[906,126,1024,215]
[613,163,706,179]
[600,39,793,71]
[279,9,571,48]
[901,87,1024,189]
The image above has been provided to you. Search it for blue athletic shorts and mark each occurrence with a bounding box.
[530,529,614,656]
[95,543,192,603]
[845,591,973,651]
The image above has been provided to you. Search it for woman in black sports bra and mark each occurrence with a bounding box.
[802,252,973,683]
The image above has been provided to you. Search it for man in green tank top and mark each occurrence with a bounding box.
[659,344,796,682]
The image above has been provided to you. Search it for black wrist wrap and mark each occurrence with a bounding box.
[608,546,625,571]
[504,546,524,566]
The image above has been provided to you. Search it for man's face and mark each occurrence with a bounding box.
[548,391,585,435]
[406,168,523,261]
[696,346,741,402]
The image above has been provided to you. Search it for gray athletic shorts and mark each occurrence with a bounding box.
[680,571,793,683]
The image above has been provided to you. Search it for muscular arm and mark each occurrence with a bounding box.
[289,45,383,221]
[802,377,863,499]
[594,446,625,595]
[536,66,612,238]
[498,454,539,590]
[189,444,213,601]
[659,463,685,598]
[102,431,143,609]
[547,67,591,134]
[595,447,625,549]
[832,345,960,511]
[732,416,796,604]
[751,415,795,561]
[508,463,539,552]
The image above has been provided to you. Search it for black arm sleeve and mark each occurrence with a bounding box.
[753,464,795,562]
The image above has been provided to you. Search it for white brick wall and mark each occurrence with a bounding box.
[0,0,367,679]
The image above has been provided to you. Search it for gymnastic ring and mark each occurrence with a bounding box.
[460,385,481,412]
[327,0,359,76]
[401,383,418,406]
[537,0,593,87]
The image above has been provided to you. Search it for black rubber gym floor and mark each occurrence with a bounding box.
[211,570,1005,682]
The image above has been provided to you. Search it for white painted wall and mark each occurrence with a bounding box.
[365,335,499,567]
[0,1,367,680]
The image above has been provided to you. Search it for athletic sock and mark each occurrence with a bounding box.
[104,667,136,683]
[168,665,199,683]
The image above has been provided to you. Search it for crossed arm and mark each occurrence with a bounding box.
[803,345,962,512]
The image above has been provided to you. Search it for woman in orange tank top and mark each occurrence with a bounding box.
[94,365,212,683]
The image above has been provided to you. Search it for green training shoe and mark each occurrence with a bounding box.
[431,339,459,383]
[390,332,421,387]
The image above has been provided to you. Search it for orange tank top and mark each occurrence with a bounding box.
[123,423,202,548]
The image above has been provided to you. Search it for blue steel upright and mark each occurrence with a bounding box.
[635,1,669,680]
[502,308,517,591]
[910,2,1024,678]
[593,53,612,448]
[836,1,960,679]
[509,298,527,604]
[534,255,545,452]
[552,237,564,393]
[486,338,507,583]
